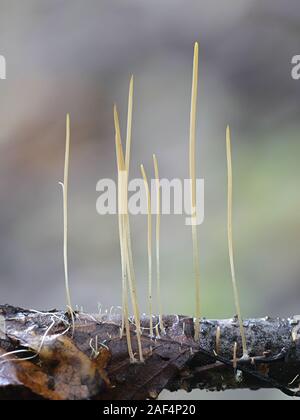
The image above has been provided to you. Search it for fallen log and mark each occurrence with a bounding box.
[0,305,299,400]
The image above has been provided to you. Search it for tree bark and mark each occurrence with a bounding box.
[0,305,299,399]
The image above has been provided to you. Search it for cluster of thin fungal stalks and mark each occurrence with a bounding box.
[113,78,165,360]
[60,42,248,363]
[113,80,144,362]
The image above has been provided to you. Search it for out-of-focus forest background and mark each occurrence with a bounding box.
[0,0,300,400]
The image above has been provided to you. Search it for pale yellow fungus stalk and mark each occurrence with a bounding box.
[226,125,248,357]
[118,76,133,342]
[215,326,221,355]
[114,104,144,362]
[124,76,144,360]
[189,42,201,341]
[140,164,153,337]
[125,75,134,172]
[114,105,134,362]
[233,341,238,370]
[61,114,73,316]
[153,154,164,333]
[121,74,134,340]
[117,194,134,361]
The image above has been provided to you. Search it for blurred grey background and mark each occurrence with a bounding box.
[0,0,300,400]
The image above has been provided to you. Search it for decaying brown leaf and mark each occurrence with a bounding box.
[0,334,110,400]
